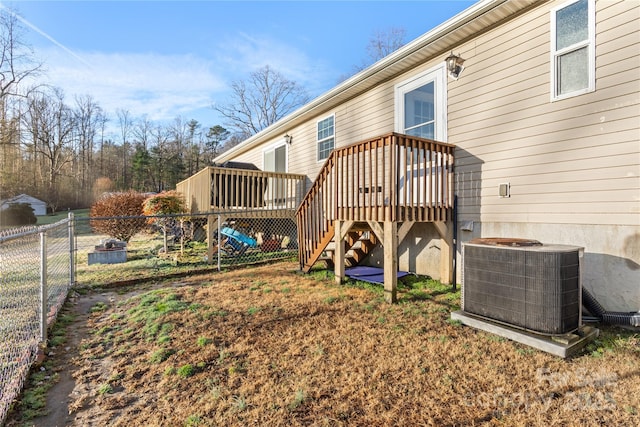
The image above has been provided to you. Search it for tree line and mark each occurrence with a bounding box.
[1,85,239,212]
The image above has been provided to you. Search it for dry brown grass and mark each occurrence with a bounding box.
[11,261,640,426]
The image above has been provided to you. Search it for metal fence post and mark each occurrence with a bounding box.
[217,214,222,271]
[40,230,47,343]
[68,212,75,288]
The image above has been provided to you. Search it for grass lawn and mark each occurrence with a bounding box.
[36,209,90,225]
[6,261,639,426]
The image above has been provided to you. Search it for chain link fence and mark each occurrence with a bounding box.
[0,210,298,424]
[0,217,73,425]
[205,214,299,268]
[74,212,299,287]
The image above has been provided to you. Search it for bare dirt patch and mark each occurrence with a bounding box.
[6,261,640,426]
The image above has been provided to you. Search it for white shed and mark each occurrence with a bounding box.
[0,194,47,216]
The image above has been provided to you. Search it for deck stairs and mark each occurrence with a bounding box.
[319,229,377,270]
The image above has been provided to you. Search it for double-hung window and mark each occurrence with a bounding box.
[317,115,334,161]
[551,0,595,100]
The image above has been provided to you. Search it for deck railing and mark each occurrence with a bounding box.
[297,133,455,271]
[177,166,306,214]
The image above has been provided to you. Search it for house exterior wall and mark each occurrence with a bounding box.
[218,0,639,311]
[449,0,639,311]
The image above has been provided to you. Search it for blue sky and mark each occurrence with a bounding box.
[7,0,474,138]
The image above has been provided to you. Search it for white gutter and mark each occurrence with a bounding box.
[216,0,521,162]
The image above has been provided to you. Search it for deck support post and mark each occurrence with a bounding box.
[334,220,345,284]
[383,221,398,303]
[434,221,453,284]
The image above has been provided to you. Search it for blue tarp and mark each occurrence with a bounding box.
[344,266,410,284]
[220,227,257,253]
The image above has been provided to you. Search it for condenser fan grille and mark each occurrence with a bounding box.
[462,242,581,335]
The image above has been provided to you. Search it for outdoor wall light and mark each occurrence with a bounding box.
[284,133,292,144]
[446,52,465,80]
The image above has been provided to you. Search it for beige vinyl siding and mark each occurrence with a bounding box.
[229,121,317,173]
[334,84,395,144]
[271,85,397,183]
[227,147,263,169]
[288,123,316,174]
[451,0,639,227]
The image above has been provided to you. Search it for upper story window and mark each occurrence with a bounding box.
[317,115,335,161]
[551,0,595,100]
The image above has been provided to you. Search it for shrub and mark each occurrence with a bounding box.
[0,203,37,226]
[89,191,147,242]
[149,348,175,364]
[142,191,186,253]
[142,191,185,218]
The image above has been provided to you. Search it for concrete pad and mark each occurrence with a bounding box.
[88,249,127,265]
[451,310,599,358]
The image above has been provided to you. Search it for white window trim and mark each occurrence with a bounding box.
[262,141,288,173]
[316,113,335,163]
[550,0,596,101]
[394,63,447,142]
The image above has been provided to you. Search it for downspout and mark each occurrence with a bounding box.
[582,287,640,327]
[452,194,458,292]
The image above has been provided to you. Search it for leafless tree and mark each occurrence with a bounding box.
[133,115,153,151]
[0,6,42,197]
[366,27,406,64]
[213,65,310,138]
[73,94,105,203]
[220,133,245,153]
[117,108,133,188]
[0,101,21,196]
[0,6,43,101]
[338,26,407,82]
[97,111,109,176]
[149,124,170,192]
[21,87,75,212]
[169,116,188,154]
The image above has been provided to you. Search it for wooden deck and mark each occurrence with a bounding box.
[176,166,306,216]
[296,133,455,302]
[177,165,306,263]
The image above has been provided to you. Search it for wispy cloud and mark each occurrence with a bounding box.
[23,15,336,135]
[38,48,226,125]
[36,35,336,132]
[214,31,335,97]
